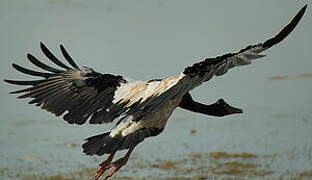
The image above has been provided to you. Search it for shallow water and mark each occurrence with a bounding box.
[1,106,312,179]
[1,0,312,179]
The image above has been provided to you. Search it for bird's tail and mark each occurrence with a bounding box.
[82,128,164,156]
[82,131,120,156]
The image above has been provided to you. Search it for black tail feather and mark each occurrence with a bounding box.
[82,132,112,155]
[82,128,164,156]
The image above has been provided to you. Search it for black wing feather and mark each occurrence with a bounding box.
[27,53,62,73]
[4,79,45,86]
[60,44,80,69]
[5,43,128,125]
[263,5,307,48]
[12,63,52,78]
[40,42,72,70]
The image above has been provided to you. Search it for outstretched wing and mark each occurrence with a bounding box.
[5,43,185,125]
[119,5,308,116]
[4,43,143,125]
[183,5,307,85]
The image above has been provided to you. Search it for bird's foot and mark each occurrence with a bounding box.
[93,154,114,180]
[93,162,109,180]
[94,146,135,180]
[104,157,128,180]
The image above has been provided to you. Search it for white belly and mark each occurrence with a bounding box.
[110,97,182,137]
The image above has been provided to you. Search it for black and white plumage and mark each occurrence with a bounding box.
[4,5,307,179]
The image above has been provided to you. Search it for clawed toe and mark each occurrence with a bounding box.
[104,165,121,180]
[93,158,127,180]
[93,153,115,180]
[93,163,110,180]
[93,146,135,180]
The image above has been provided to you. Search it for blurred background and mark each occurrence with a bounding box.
[1,0,312,179]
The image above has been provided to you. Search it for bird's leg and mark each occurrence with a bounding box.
[104,146,136,180]
[93,153,115,180]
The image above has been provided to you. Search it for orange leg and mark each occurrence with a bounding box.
[104,146,136,180]
[93,153,115,180]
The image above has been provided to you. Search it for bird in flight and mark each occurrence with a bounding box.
[4,5,307,180]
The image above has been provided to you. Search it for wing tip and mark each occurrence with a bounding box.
[297,4,307,20]
[302,4,308,11]
[3,79,23,87]
[59,44,80,70]
[3,79,11,84]
[26,53,34,59]
[3,79,21,94]
[11,63,17,68]
[262,5,307,48]
[3,79,19,85]
[39,41,45,49]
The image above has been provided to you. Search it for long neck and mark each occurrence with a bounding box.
[179,93,225,116]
